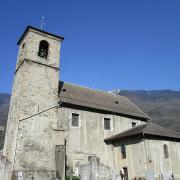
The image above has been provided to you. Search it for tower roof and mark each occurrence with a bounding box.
[17,25,64,45]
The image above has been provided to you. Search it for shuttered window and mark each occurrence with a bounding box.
[164,144,169,159]
[121,145,126,159]
[71,113,79,127]
[104,118,111,130]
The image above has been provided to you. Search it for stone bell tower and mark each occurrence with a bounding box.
[3,26,65,179]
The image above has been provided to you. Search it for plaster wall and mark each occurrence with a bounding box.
[113,138,147,179]
[145,139,180,179]
[58,106,146,176]
[113,138,180,179]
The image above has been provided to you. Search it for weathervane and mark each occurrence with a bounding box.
[40,16,45,30]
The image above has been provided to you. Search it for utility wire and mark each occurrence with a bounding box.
[12,101,62,171]
[19,102,62,122]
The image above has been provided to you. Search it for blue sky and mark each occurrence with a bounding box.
[1,0,180,93]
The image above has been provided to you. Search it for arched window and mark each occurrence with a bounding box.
[38,40,49,58]
[22,43,25,49]
[120,145,126,159]
[164,144,169,159]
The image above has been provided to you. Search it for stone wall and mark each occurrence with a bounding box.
[3,27,65,179]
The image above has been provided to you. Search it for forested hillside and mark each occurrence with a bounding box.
[0,93,10,149]
[118,90,180,132]
[0,93,10,126]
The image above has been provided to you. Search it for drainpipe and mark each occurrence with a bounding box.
[143,133,149,175]
[112,111,116,170]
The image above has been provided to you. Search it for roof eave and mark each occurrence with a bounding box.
[105,132,180,143]
[104,132,143,142]
[144,133,180,142]
[17,25,64,45]
[60,101,149,122]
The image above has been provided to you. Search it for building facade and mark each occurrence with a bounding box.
[105,123,180,179]
[0,26,180,180]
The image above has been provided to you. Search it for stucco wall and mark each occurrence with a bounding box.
[113,137,147,179]
[58,106,146,176]
[58,106,180,179]
[145,139,180,179]
[113,137,180,179]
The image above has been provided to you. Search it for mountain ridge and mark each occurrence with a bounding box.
[0,93,10,126]
[117,90,180,132]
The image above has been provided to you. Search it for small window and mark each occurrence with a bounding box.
[71,113,79,127]
[104,118,111,130]
[132,122,136,127]
[164,144,169,159]
[121,145,126,159]
[22,43,25,49]
[38,40,49,58]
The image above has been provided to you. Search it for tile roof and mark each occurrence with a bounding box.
[104,123,180,142]
[58,81,150,120]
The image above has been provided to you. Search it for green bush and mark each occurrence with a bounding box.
[65,176,80,180]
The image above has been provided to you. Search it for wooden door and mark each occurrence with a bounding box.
[123,167,128,180]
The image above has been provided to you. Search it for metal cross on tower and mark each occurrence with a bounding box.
[40,16,45,30]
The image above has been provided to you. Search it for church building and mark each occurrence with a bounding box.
[0,26,180,180]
